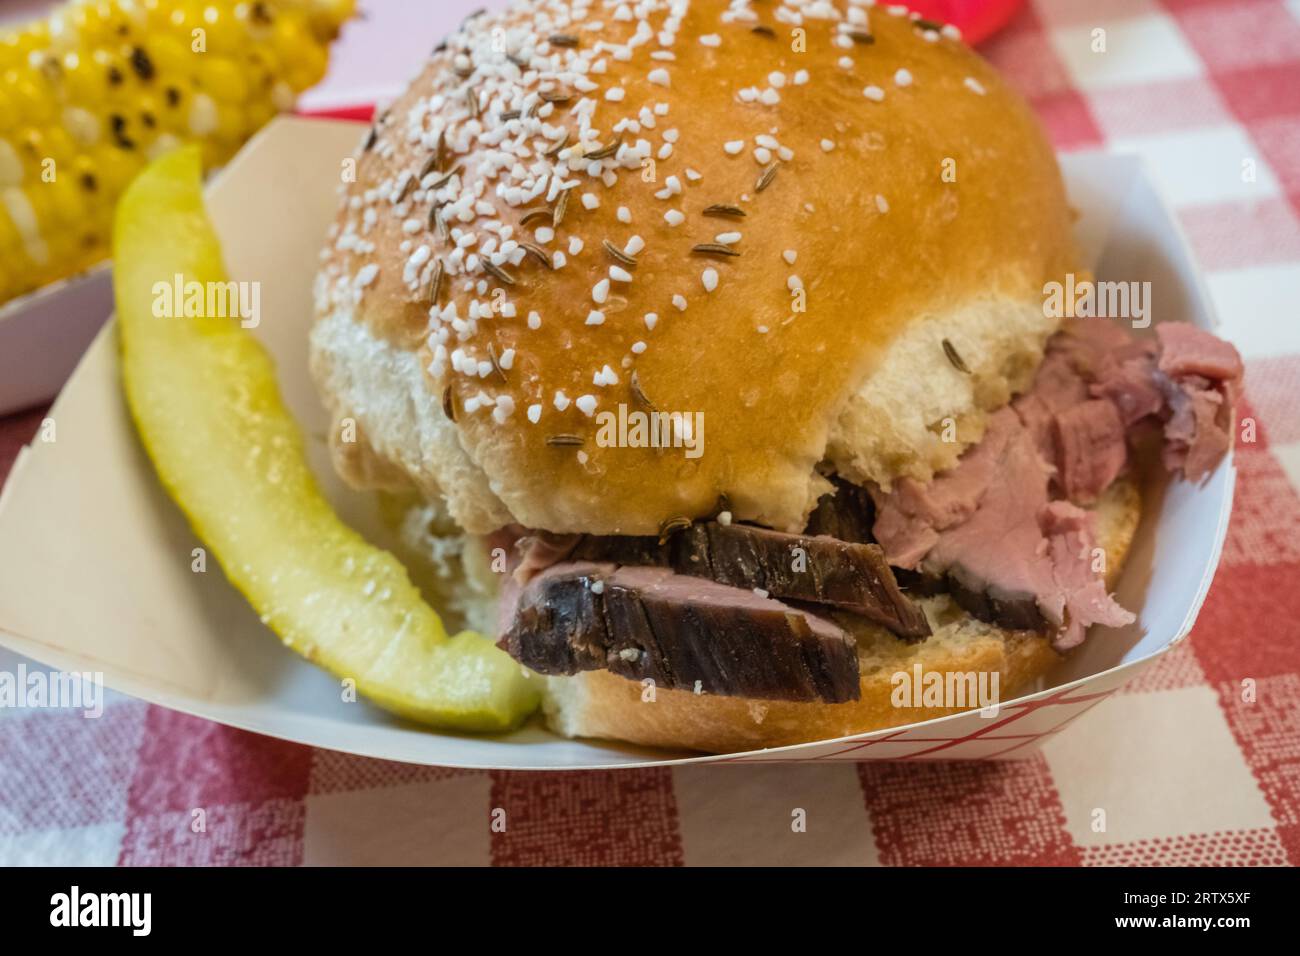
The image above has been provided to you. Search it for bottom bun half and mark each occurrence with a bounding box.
[538,478,1141,754]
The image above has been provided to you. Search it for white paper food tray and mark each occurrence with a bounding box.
[0,267,113,416]
[0,118,1235,769]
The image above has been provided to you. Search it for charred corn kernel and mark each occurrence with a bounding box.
[0,26,50,66]
[38,126,80,169]
[244,48,279,95]
[245,98,278,134]
[7,74,57,126]
[89,142,145,195]
[287,42,328,91]
[144,34,191,78]
[196,54,249,103]
[89,48,132,101]
[165,4,199,33]
[211,101,248,143]
[0,0,354,308]
[70,154,104,197]
[46,176,84,225]
[59,52,101,104]
[197,4,246,53]
[270,9,310,58]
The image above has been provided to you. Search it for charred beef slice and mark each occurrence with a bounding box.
[562,521,929,640]
[679,524,929,639]
[803,476,877,543]
[499,562,862,703]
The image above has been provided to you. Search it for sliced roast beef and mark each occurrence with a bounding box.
[923,420,1052,583]
[946,567,1047,632]
[1052,399,1127,504]
[512,520,931,640]
[499,561,861,703]
[1091,342,1165,427]
[510,530,580,580]
[1162,378,1231,481]
[1012,349,1092,465]
[871,319,1238,650]
[917,413,1106,644]
[1039,501,1136,649]
[678,523,929,639]
[571,533,669,567]
[870,407,1023,570]
[872,406,1133,650]
[1011,320,1241,498]
[1156,321,1244,383]
[1155,323,1243,481]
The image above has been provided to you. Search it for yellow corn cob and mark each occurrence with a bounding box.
[0,0,355,307]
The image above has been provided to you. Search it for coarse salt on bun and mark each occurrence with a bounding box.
[311,0,1077,537]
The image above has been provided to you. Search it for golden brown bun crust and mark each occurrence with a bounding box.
[543,477,1141,754]
[313,1,1077,535]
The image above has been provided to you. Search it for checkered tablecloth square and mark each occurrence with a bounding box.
[2,0,1298,866]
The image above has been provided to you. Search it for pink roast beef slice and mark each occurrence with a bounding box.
[1052,399,1128,505]
[1012,329,1135,502]
[1012,348,1091,464]
[1091,348,1166,427]
[1014,320,1243,500]
[870,406,1023,570]
[871,319,1241,652]
[1157,322,1245,383]
[1162,378,1231,481]
[1156,323,1244,482]
[921,419,1055,607]
[1039,501,1136,650]
[873,406,1132,651]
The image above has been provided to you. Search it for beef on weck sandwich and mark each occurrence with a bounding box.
[310,0,1243,753]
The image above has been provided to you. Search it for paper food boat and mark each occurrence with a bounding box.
[0,118,1234,769]
[0,267,113,416]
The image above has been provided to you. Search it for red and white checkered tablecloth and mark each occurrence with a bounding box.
[2,0,1299,867]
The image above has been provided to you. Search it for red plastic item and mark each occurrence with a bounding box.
[906,0,1025,46]
[299,103,377,122]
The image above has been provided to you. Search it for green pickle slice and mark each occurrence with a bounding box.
[114,147,538,732]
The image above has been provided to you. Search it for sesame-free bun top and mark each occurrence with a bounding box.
[311,0,1076,536]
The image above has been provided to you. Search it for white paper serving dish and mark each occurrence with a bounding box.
[0,266,113,416]
[0,118,1234,769]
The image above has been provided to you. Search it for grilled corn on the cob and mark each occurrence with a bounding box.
[0,0,355,307]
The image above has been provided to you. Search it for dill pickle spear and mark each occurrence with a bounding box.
[114,147,538,732]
